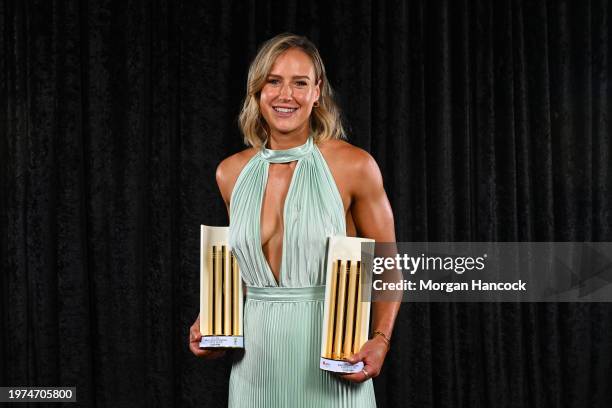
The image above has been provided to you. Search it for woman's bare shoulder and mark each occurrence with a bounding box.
[317,138,376,169]
[317,138,383,196]
[216,147,259,203]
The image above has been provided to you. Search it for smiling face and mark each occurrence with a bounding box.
[259,48,321,140]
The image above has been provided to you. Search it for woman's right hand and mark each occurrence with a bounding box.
[189,315,226,359]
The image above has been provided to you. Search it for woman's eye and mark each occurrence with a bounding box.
[266,79,307,86]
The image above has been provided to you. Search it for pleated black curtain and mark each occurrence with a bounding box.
[2,0,611,407]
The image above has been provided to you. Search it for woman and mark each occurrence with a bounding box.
[189,33,400,407]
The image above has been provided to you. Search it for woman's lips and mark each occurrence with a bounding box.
[272,106,299,118]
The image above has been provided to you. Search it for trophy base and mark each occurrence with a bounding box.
[199,335,244,349]
[319,357,364,373]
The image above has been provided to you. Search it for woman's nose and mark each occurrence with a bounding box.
[279,82,293,98]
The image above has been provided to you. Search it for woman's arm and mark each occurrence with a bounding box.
[188,151,254,359]
[342,150,401,382]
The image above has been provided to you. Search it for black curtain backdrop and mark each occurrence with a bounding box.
[2,0,611,407]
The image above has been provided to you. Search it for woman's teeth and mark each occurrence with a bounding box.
[274,107,298,113]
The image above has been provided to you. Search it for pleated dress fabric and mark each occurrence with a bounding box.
[228,135,377,407]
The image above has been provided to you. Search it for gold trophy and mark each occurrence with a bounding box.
[199,225,244,349]
[320,236,374,373]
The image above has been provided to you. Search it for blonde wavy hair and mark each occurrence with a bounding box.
[238,33,346,148]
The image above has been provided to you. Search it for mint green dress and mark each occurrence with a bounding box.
[228,135,377,407]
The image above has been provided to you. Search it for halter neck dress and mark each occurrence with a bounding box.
[227,134,377,407]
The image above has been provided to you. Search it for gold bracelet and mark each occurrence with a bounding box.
[372,330,391,348]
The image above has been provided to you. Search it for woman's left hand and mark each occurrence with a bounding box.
[338,336,389,383]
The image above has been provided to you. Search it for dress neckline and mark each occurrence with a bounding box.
[260,134,314,163]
